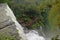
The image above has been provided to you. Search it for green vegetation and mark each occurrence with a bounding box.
[48,0,60,30]
[51,35,60,40]
[0,33,14,40]
[8,0,49,29]
[8,0,60,30]
[0,0,9,3]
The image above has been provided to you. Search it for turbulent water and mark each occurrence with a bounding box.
[26,30,45,40]
[6,4,45,40]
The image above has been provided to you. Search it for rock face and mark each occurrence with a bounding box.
[0,3,25,40]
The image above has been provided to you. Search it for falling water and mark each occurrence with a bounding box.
[5,4,26,40]
[5,4,45,40]
[26,30,45,40]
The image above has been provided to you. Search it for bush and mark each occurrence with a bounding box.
[0,33,14,40]
[0,0,9,3]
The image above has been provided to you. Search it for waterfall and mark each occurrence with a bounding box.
[26,30,45,40]
[5,4,45,40]
[5,4,26,40]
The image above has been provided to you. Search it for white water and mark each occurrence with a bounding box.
[5,4,45,40]
[6,4,26,40]
[26,30,45,40]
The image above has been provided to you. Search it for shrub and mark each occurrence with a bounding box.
[0,0,9,3]
[0,33,14,40]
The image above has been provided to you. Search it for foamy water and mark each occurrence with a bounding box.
[26,30,45,40]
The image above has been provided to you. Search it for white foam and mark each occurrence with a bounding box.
[26,30,45,40]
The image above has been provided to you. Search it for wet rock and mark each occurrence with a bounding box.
[0,3,20,40]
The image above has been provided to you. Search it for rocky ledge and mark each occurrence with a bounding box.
[0,3,22,40]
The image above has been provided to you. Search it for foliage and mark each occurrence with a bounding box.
[0,0,9,3]
[51,35,60,40]
[48,0,60,30]
[32,21,41,29]
[8,0,60,30]
[0,33,14,40]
